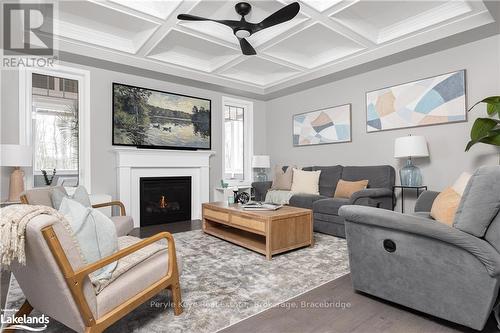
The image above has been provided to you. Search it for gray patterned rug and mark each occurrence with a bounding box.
[5,230,349,332]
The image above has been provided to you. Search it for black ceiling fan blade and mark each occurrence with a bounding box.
[177,14,211,21]
[239,38,256,55]
[256,2,300,31]
[177,14,241,29]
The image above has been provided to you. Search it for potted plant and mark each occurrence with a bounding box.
[465,96,500,152]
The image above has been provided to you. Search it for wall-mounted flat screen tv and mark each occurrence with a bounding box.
[112,83,211,150]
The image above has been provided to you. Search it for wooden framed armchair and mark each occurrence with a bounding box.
[8,206,183,332]
[20,186,133,236]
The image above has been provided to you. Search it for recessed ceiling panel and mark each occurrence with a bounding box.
[331,1,472,44]
[57,1,159,53]
[148,30,240,72]
[300,0,343,13]
[179,0,309,46]
[108,0,182,20]
[219,57,299,86]
[263,23,364,69]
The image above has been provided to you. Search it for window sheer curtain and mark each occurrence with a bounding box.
[33,107,79,172]
[224,105,244,180]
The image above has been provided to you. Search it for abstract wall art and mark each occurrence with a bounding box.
[293,104,351,146]
[366,70,466,132]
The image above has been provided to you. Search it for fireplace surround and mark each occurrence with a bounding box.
[115,148,214,227]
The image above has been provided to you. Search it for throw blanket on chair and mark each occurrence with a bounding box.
[1,204,167,295]
[0,204,70,266]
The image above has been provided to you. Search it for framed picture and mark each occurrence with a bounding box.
[293,104,351,146]
[366,70,466,132]
[112,83,211,150]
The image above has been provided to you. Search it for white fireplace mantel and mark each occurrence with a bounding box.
[114,148,215,228]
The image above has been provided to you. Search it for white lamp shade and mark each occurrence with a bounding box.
[0,145,33,167]
[394,136,429,158]
[252,155,270,168]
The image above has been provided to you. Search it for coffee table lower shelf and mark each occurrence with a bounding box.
[204,222,267,256]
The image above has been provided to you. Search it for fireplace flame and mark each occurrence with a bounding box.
[159,195,168,208]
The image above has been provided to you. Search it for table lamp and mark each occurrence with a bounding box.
[0,144,32,201]
[394,136,428,186]
[252,155,270,182]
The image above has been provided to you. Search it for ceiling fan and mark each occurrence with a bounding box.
[177,2,300,55]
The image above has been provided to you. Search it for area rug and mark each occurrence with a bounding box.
[5,230,349,332]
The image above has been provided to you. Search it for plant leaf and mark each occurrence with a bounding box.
[470,118,498,141]
[466,132,500,151]
[468,96,500,115]
[486,102,500,116]
[465,140,476,152]
[479,129,500,146]
[481,96,500,104]
[465,118,500,151]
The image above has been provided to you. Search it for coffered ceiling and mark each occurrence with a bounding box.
[50,0,495,95]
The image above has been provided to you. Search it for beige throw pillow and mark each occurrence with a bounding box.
[290,168,321,195]
[430,172,472,226]
[271,165,294,190]
[431,187,462,226]
[334,179,369,199]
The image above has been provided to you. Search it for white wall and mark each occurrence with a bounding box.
[0,63,267,201]
[0,69,21,200]
[265,35,500,211]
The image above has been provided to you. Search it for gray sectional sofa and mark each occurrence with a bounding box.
[339,166,500,330]
[252,165,395,237]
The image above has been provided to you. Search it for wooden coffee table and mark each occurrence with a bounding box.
[202,202,313,260]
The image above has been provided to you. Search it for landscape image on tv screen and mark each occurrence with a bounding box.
[113,83,211,149]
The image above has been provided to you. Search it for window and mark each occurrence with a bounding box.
[32,74,79,187]
[224,105,244,180]
[222,97,253,184]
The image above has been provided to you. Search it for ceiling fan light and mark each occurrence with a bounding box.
[235,29,251,38]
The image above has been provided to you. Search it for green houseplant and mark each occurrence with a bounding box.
[465,96,500,151]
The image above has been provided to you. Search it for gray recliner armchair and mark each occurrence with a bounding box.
[339,166,500,330]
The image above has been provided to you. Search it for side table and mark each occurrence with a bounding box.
[393,185,428,213]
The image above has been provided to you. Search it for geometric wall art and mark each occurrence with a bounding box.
[293,104,351,146]
[366,70,466,132]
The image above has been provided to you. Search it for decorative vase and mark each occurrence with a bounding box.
[400,158,422,186]
[255,168,268,182]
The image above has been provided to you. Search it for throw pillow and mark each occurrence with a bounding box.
[334,179,369,199]
[271,165,294,190]
[290,168,321,195]
[59,197,118,281]
[430,187,462,226]
[52,186,92,210]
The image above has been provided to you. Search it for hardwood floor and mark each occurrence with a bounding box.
[129,219,202,238]
[220,274,499,333]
